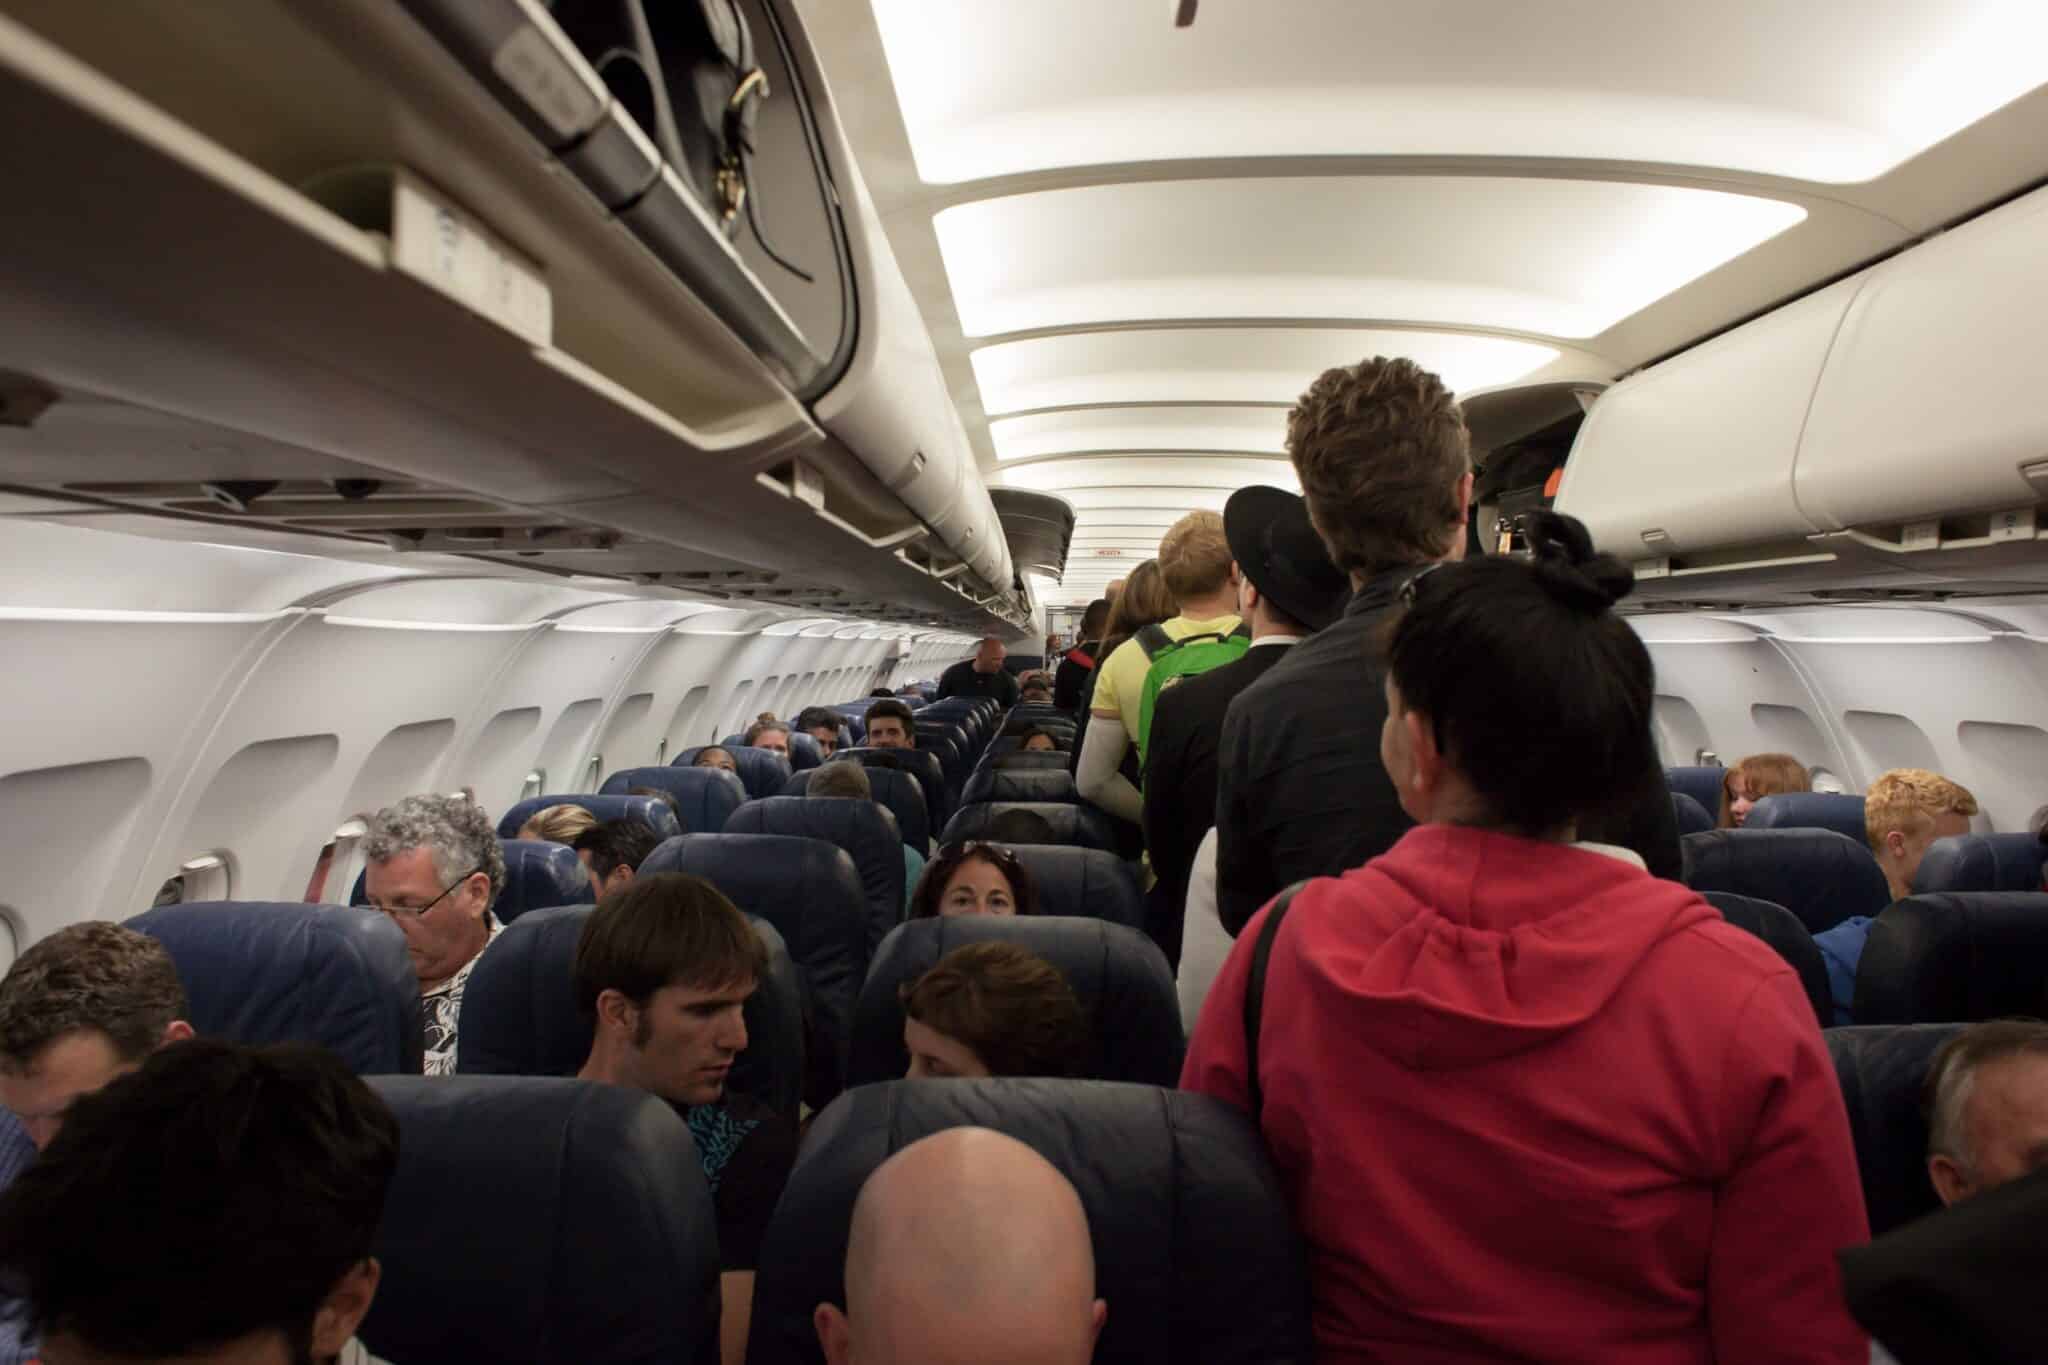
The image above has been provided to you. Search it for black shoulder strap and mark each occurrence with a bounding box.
[1241,879,1309,1121]
[1135,623,1172,660]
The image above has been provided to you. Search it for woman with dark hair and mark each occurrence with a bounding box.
[909,843,1038,920]
[1183,512,1866,1363]
[1014,726,1061,754]
[899,943,1089,1080]
[692,745,739,775]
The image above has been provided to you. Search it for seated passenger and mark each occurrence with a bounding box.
[911,843,1039,920]
[0,1038,398,1365]
[694,745,741,774]
[1813,769,1981,1025]
[1016,726,1060,754]
[1182,512,1867,1362]
[900,943,1088,1080]
[813,1127,1106,1365]
[572,819,664,899]
[745,720,792,758]
[869,688,897,699]
[515,802,598,845]
[574,874,797,1365]
[863,699,918,751]
[361,794,507,1076]
[1718,753,1811,828]
[808,762,924,913]
[796,707,844,757]
[1924,1018,2048,1206]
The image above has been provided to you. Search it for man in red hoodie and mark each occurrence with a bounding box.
[1183,512,1868,1364]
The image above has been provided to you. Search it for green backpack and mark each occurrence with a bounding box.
[1133,621,1252,767]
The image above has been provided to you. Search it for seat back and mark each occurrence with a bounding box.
[786,731,825,771]
[362,1076,719,1364]
[781,767,930,853]
[991,751,1074,773]
[1826,1024,1966,1236]
[832,747,949,830]
[1665,766,1727,817]
[495,840,594,923]
[455,904,804,1115]
[959,767,1081,808]
[641,834,866,1106]
[985,733,1072,760]
[941,802,1120,854]
[497,794,681,841]
[597,766,745,833]
[848,916,1181,1087]
[1006,844,1144,930]
[674,746,790,801]
[1670,792,1715,837]
[125,902,422,1074]
[1681,828,1892,934]
[1913,833,2048,895]
[747,1079,1312,1365]
[1698,892,1830,1026]
[1747,792,1869,843]
[1854,892,2048,1025]
[722,797,905,957]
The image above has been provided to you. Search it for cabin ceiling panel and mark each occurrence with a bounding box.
[995,456,1297,496]
[990,406,1287,463]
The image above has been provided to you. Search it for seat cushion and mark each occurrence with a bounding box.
[959,767,1081,808]
[721,797,905,958]
[1681,828,1892,934]
[597,766,746,834]
[497,794,681,841]
[1854,892,2048,1025]
[1826,1024,1966,1236]
[495,839,594,923]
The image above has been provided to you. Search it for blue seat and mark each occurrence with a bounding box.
[786,731,825,771]
[983,733,1074,762]
[781,766,930,854]
[941,802,1121,855]
[1747,792,1869,843]
[1665,766,1728,819]
[455,902,804,1116]
[362,1076,719,1364]
[1913,832,2048,895]
[959,767,1080,808]
[1826,1024,1966,1236]
[1681,828,1892,935]
[1697,892,1829,1026]
[1670,792,1715,838]
[722,797,905,958]
[493,840,593,923]
[833,747,949,832]
[125,902,421,1074]
[1855,892,2048,1025]
[597,765,746,834]
[747,1079,1312,1365]
[848,915,1182,1087]
[497,794,681,841]
[642,833,866,1106]
[988,751,1073,774]
[1007,845,1144,930]
[675,745,790,801]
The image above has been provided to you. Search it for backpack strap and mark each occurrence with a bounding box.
[1135,623,1173,661]
[1241,879,1310,1121]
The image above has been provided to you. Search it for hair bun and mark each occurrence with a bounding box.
[1522,511,1635,611]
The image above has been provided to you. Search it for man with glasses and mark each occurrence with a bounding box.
[360,794,506,1075]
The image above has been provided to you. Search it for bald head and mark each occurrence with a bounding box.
[815,1127,1106,1365]
[973,638,1007,674]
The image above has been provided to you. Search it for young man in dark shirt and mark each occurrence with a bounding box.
[936,638,1021,705]
[575,873,797,1365]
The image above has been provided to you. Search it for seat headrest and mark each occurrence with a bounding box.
[455,904,805,1116]
[597,766,745,833]
[1746,792,1869,842]
[722,798,905,957]
[781,767,931,853]
[960,768,1080,808]
[832,748,950,826]
[1854,892,2048,1025]
[987,733,1071,758]
[676,746,790,801]
[641,834,866,1106]
[496,794,682,842]
[1665,766,1728,817]
[941,802,1119,854]
[125,903,422,1074]
[1826,1024,1965,1236]
[362,1076,719,1364]
[747,1079,1312,1365]
[990,751,1074,773]
[495,840,593,923]
[1005,844,1143,930]
[1697,891,1830,1026]
[786,731,825,772]
[1680,828,1892,934]
[1913,833,2048,895]
[1670,792,1715,837]
[849,916,1181,1087]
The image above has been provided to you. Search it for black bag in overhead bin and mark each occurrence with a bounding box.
[547,0,765,235]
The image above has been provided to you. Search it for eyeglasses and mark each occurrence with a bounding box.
[1399,562,1446,606]
[355,866,483,919]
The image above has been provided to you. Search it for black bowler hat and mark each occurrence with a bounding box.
[1223,486,1349,632]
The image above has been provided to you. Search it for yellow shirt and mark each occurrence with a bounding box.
[1091,614,1243,737]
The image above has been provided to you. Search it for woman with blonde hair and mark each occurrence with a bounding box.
[515,803,597,845]
[1718,753,1811,828]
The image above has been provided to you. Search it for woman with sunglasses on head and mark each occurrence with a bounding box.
[909,843,1039,920]
[1183,512,1866,1364]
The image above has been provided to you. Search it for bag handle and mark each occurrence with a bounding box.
[1241,879,1309,1120]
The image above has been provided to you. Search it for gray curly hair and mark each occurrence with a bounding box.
[363,794,504,908]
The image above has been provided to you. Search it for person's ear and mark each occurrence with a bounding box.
[1089,1299,1108,1346]
[814,1303,853,1365]
[1885,830,1909,861]
[309,1258,381,1357]
[1928,1153,1971,1207]
[1403,708,1442,797]
[596,988,639,1039]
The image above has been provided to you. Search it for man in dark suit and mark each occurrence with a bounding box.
[1141,486,1348,969]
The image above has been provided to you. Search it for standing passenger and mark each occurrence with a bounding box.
[936,639,1021,707]
[1053,599,1111,712]
[1183,513,1867,1363]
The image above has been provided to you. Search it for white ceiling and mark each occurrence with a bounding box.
[805,0,2048,607]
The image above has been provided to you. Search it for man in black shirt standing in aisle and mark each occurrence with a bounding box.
[936,638,1021,706]
[1053,599,1111,711]
[576,873,796,1365]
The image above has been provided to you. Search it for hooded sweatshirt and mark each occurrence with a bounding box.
[1183,825,1868,1364]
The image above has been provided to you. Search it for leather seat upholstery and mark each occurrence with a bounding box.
[674,746,790,801]
[1913,833,2048,895]
[832,747,949,832]
[1698,891,1830,1026]
[497,794,682,841]
[494,839,594,922]
[1854,892,2048,1025]
[1746,792,1870,843]
[941,802,1121,854]
[1665,766,1728,819]
[1008,844,1144,930]
[959,767,1081,808]
[780,766,931,853]
[1826,1024,1966,1236]
[721,797,906,958]
[1670,792,1714,838]
[597,766,746,834]
[1681,829,1892,934]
